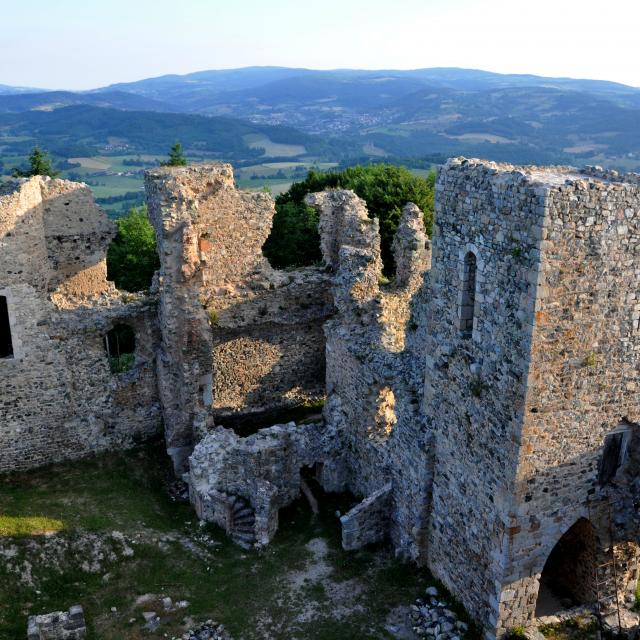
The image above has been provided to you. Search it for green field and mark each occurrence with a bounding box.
[0,444,482,640]
[243,133,307,157]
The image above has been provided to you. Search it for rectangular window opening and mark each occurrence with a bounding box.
[0,295,14,359]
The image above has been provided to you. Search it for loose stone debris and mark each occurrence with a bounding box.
[409,587,469,639]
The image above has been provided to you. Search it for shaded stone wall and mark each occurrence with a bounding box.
[308,192,434,561]
[189,422,331,545]
[424,159,547,630]
[496,167,640,632]
[145,165,332,472]
[0,177,162,474]
[424,159,640,635]
[341,483,392,550]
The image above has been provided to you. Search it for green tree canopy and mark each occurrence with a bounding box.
[106,206,160,292]
[12,146,59,178]
[161,141,187,167]
[264,163,435,275]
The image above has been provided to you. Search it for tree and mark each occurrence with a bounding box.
[265,163,436,275]
[161,142,187,167]
[106,206,160,292]
[12,146,59,178]
[262,201,322,269]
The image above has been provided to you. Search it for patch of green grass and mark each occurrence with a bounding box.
[0,516,65,536]
[539,617,598,640]
[0,444,187,533]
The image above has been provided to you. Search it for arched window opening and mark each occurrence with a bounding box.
[535,518,597,617]
[599,424,631,487]
[104,324,136,374]
[0,295,13,359]
[459,252,477,338]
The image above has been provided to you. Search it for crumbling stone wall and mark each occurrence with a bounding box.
[28,605,86,640]
[340,483,392,550]
[189,422,333,545]
[145,165,332,472]
[5,159,640,640]
[0,177,161,474]
[495,165,640,632]
[306,192,434,561]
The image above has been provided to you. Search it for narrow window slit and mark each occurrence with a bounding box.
[0,295,14,359]
[460,251,477,339]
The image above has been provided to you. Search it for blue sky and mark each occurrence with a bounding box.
[1,0,639,90]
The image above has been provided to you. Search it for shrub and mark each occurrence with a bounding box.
[107,206,160,292]
[264,163,435,276]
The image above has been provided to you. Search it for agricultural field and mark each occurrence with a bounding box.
[243,133,307,157]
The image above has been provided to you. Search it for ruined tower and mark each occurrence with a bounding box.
[425,158,640,633]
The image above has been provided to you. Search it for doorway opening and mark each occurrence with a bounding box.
[535,518,597,616]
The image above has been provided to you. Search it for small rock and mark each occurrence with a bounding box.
[425,586,439,597]
[162,597,173,611]
[142,611,157,622]
[144,616,161,632]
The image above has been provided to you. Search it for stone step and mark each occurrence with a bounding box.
[233,507,254,519]
[234,525,254,536]
[233,514,255,524]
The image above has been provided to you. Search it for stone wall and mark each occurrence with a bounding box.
[27,605,86,640]
[189,422,332,545]
[340,483,392,550]
[307,192,434,561]
[424,158,640,634]
[145,165,332,472]
[0,177,161,474]
[4,160,640,640]
[495,165,640,632]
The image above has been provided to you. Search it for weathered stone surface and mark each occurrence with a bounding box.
[146,165,333,472]
[27,604,86,639]
[0,177,161,473]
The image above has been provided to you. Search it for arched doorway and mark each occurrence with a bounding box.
[535,518,597,616]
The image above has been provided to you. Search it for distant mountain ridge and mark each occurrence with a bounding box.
[2,67,640,170]
[0,90,175,113]
[0,83,46,95]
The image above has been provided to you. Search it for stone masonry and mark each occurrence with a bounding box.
[27,605,86,639]
[2,160,640,638]
[145,166,332,473]
[0,177,161,473]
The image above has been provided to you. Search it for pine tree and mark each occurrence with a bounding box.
[162,142,187,167]
[12,146,59,178]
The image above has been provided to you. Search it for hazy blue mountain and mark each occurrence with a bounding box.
[96,67,310,107]
[97,66,640,110]
[0,83,46,95]
[2,67,640,170]
[0,90,175,113]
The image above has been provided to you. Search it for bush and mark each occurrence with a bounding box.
[264,163,435,275]
[506,625,527,640]
[106,206,159,292]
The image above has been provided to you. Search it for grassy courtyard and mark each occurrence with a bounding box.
[0,443,449,640]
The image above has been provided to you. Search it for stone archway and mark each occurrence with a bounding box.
[535,518,597,616]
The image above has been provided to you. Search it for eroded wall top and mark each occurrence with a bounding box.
[0,176,116,299]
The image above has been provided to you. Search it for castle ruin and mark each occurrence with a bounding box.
[1,158,639,637]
